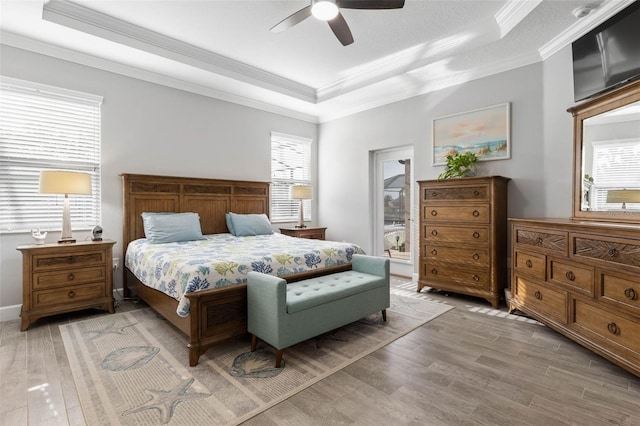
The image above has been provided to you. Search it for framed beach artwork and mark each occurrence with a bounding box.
[432,103,510,165]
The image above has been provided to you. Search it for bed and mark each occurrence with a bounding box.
[121,173,363,366]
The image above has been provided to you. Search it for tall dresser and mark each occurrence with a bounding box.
[510,219,640,377]
[418,176,510,308]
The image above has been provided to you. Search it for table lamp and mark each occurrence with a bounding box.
[606,189,640,209]
[39,170,92,243]
[290,185,313,228]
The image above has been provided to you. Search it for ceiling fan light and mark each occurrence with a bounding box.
[312,0,339,21]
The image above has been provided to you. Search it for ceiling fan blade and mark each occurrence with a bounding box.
[337,0,405,9]
[328,12,354,46]
[270,5,312,33]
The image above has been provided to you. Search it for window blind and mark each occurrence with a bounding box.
[591,139,640,209]
[0,77,103,233]
[271,132,312,222]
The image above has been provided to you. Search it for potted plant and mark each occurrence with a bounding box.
[438,151,478,179]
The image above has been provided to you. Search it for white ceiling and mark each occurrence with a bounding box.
[0,0,634,122]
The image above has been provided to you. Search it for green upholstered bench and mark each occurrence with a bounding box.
[247,254,390,367]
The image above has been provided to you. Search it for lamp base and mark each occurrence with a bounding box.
[295,225,307,229]
[58,238,76,244]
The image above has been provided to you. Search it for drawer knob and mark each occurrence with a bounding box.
[472,253,480,261]
[431,210,438,216]
[473,190,480,196]
[431,249,437,256]
[565,271,575,281]
[68,290,76,299]
[525,259,533,268]
[431,269,438,275]
[472,232,480,239]
[472,210,480,217]
[431,230,438,236]
[67,273,75,281]
[534,291,542,300]
[472,274,480,282]
[432,192,438,197]
[607,248,619,258]
[535,237,543,245]
[607,322,619,335]
[624,288,637,300]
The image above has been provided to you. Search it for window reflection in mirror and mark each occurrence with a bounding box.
[581,100,640,212]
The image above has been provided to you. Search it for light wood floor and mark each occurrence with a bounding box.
[2,279,639,425]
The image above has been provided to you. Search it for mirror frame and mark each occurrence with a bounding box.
[568,79,640,224]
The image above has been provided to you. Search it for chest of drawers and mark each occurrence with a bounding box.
[510,219,640,377]
[17,240,116,331]
[418,176,510,308]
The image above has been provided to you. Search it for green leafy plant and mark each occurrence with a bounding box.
[438,151,478,179]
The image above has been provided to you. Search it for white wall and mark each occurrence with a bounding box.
[0,45,317,319]
[318,55,576,274]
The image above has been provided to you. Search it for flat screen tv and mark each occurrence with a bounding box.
[572,2,640,102]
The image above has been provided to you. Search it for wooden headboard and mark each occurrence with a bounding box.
[121,173,270,255]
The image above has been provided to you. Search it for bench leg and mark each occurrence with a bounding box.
[382,309,387,322]
[250,334,257,352]
[275,349,283,368]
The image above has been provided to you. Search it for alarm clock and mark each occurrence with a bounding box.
[92,225,103,241]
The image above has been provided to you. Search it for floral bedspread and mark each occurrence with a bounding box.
[125,233,365,317]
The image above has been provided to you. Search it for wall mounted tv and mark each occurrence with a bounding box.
[572,2,640,102]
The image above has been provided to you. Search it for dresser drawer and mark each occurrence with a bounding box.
[572,298,640,357]
[423,245,490,268]
[513,250,546,281]
[513,276,567,324]
[33,267,106,290]
[422,204,490,223]
[514,227,568,256]
[572,233,640,270]
[600,269,640,314]
[423,263,490,289]
[32,250,107,272]
[422,184,489,202]
[548,258,594,296]
[32,283,107,308]
[423,224,489,245]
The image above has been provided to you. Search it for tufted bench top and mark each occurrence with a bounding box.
[285,270,387,314]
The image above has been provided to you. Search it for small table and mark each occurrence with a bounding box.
[279,227,326,240]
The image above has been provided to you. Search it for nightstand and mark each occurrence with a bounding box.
[280,227,327,240]
[16,239,116,331]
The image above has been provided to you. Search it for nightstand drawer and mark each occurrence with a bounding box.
[32,283,107,308]
[32,250,107,271]
[33,267,107,290]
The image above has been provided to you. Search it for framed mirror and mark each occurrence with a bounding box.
[569,79,640,223]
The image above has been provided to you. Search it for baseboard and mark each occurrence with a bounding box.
[412,272,419,282]
[0,304,21,323]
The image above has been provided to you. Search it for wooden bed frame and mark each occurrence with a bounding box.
[121,173,350,366]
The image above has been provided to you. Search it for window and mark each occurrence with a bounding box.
[591,139,640,209]
[0,77,103,233]
[271,132,312,222]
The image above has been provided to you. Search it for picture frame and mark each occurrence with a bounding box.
[432,103,510,165]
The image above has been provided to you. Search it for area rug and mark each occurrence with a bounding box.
[60,292,452,425]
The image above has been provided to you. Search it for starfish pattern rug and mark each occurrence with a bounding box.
[60,289,453,425]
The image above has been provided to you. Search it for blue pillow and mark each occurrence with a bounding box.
[228,213,273,237]
[141,212,205,243]
[225,212,235,235]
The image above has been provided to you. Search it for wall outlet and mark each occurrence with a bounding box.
[113,258,120,270]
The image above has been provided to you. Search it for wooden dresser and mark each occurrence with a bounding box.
[510,219,640,377]
[17,240,116,331]
[280,227,326,240]
[418,176,510,308]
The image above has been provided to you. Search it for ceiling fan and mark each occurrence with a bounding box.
[270,0,405,46]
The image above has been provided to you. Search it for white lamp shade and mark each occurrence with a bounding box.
[39,170,92,195]
[606,189,640,203]
[290,185,313,200]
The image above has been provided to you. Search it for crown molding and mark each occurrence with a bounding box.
[0,31,319,124]
[495,0,542,38]
[42,0,317,103]
[538,0,634,60]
